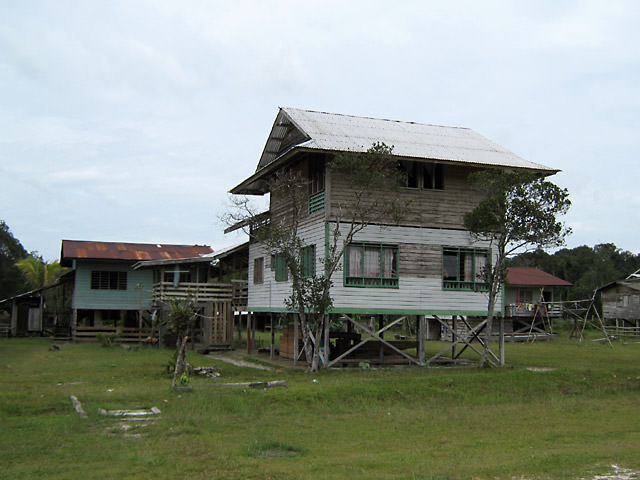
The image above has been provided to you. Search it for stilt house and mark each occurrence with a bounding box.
[597,269,640,335]
[229,107,559,365]
[60,240,212,342]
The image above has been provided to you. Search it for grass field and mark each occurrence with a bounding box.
[1,334,639,479]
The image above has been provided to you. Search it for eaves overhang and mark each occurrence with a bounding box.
[230,146,559,196]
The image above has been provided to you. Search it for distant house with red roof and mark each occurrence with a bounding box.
[504,267,572,326]
[60,240,212,341]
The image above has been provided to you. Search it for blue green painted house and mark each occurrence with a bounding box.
[60,240,212,338]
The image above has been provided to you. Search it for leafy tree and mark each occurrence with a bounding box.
[464,170,571,366]
[225,143,407,372]
[15,255,67,290]
[0,220,29,300]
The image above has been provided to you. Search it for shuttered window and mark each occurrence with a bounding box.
[301,245,315,278]
[271,254,288,282]
[90,271,127,290]
[253,257,264,284]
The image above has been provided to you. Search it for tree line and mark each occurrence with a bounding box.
[506,243,640,301]
[0,220,66,301]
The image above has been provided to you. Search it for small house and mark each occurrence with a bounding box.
[597,269,640,335]
[504,267,572,338]
[60,240,212,342]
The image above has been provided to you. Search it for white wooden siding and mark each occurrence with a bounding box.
[247,221,501,314]
[248,221,325,310]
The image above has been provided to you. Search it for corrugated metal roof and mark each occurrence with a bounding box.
[506,267,572,287]
[61,240,213,264]
[233,107,558,194]
[279,107,554,171]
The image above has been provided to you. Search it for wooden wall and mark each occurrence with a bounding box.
[601,283,640,320]
[73,260,153,310]
[328,161,484,229]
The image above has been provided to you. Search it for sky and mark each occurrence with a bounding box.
[1,0,639,261]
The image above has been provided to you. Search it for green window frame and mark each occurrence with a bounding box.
[442,247,489,291]
[301,245,315,278]
[271,254,288,282]
[344,243,399,288]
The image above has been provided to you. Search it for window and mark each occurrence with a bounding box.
[397,160,444,190]
[301,245,315,278]
[271,254,288,282]
[442,247,488,291]
[253,257,264,284]
[345,243,398,288]
[309,159,325,195]
[423,163,444,190]
[91,271,127,290]
[308,159,325,214]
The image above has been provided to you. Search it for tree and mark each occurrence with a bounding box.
[165,297,199,389]
[0,220,29,300]
[15,254,67,290]
[225,143,407,372]
[464,170,571,366]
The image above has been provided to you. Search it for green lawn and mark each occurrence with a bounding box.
[1,335,639,479]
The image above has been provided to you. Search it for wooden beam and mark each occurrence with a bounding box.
[327,314,419,367]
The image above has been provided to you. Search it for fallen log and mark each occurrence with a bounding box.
[213,380,286,389]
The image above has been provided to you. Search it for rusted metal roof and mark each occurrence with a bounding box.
[506,267,572,287]
[61,240,212,265]
[231,107,558,194]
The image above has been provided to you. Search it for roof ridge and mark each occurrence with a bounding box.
[61,239,210,247]
[280,106,472,131]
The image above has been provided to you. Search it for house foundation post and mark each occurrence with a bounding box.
[293,314,299,366]
[270,313,275,360]
[418,315,426,365]
[451,315,457,360]
[71,308,77,342]
[323,314,331,367]
[499,316,505,366]
[378,315,384,362]
[247,313,252,353]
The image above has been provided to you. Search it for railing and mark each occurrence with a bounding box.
[74,326,153,343]
[151,282,233,304]
[506,303,564,318]
[231,280,248,310]
[604,325,640,338]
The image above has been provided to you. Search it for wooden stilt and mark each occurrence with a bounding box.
[247,313,252,354]
[323,314,330,366]
[270,314,275,360]
[378,315,384,362]
[293,314,299,366]
[418,315,425,365]
[499,316,505,366]
[451,315,457,360]
[251,314,256,353]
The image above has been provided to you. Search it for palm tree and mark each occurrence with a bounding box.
[15,255,66,290]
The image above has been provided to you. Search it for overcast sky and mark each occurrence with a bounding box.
[1,0,639,261]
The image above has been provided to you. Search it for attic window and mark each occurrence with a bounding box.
[309,159,325,195]
[308,158,325,214]
[423,163,444,190]
[398,161,444,189]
